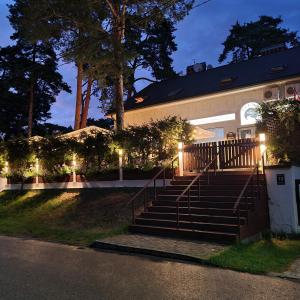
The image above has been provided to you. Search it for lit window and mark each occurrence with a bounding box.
[189,113,236,125]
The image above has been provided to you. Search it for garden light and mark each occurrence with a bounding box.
[259,133,266,142]
[35,158,39,184]
[178,142,184,176]
[119,149,123,181]
[72,153,77,183]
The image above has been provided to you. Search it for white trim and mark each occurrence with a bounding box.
[189,113,236,125]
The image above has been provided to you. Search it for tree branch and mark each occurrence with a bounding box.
[134,77,158,83]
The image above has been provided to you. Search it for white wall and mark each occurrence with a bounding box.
[265,166,300,234]
[3,179,170,191]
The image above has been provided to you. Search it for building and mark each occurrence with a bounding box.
[120,46,300,143]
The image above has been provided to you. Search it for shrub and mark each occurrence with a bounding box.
[257,99,300,164]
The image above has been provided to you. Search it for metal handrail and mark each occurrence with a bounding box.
[233,164,259,213]
[175,155,218,226]
[130,155,179,223]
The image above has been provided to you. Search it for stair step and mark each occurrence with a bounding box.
[135,218,240,233]
[160,189,245,196]
[157,195,255,201]
[140,212,246,225]
[147,206,248,217]
[152,200,254,209]
[129,224,237,243]
[166,185,251,191]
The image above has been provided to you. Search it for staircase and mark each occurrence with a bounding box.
[129,171,268,244]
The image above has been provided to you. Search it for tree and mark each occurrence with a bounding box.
[10,0,194,132]
[103,1,194,131]
[8,0,110,131]
[125,15,178,99]
[219,16,299,63]
[0,42,70,138]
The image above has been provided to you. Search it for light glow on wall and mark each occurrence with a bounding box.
[189,113,236,125]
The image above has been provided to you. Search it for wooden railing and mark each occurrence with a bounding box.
[175,155,219,227]
[183,138,259,171]
[130,155,179,223]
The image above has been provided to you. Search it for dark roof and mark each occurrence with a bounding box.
[124,46,300,111]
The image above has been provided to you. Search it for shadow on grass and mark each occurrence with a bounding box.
[209,239,300,274]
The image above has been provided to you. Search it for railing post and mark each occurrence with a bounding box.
[132,200,135,224]
[163,169,166,189]
[154,179,157,201]
[198,176,200,200]
[188,188,191,215]
[177,201,179,227]
[118,149,123,182]
[178,142,184,176]
[144,189,147,212]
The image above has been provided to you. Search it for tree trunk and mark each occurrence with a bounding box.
[80,76,93,129]
[74,62,83,130]
[113,15,125,131]
[28,43,37,138]
[28,82,34,138]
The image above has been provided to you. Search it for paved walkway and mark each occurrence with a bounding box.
[1,235,300,299]
[97,234,227,260]
[280,258,300,280]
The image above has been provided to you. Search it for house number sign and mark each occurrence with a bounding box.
[277,174,285,185]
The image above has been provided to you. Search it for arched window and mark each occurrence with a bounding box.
[240,102,260,125]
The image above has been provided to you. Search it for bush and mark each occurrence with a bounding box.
[257,99,300,164]
[0,117,194,181]
[114,116,193,167]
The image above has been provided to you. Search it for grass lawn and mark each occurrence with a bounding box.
[209,239,300,274]
[0,188,142,246]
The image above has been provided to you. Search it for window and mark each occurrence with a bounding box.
[240,102,260,125]
[189,113,236,126]
[196,127,224,143]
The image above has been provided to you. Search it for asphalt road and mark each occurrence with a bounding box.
[0,236,299,300]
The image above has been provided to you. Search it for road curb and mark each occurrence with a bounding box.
[91,240,300,283]
[91,240,212,266]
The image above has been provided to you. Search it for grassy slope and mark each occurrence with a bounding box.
[0,188,141,246]
[209,239,300,274]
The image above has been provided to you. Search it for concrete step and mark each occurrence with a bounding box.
[152,200,254,209]
[135,218,240,234]
[147,206,248,217]
[129,224,237,244]
[140,212,246,225]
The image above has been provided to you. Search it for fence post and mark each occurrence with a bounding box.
[259,133,267,170]
[119,149,123,181]
[72,153,77,183]
[178,142,184,176]
[35,158,39,185]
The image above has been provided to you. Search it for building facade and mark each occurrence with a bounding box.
[116,47,300,143]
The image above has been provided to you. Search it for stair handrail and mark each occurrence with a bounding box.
[233,164,259,214]
[175,154,218,226]
[130,155,179,223]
